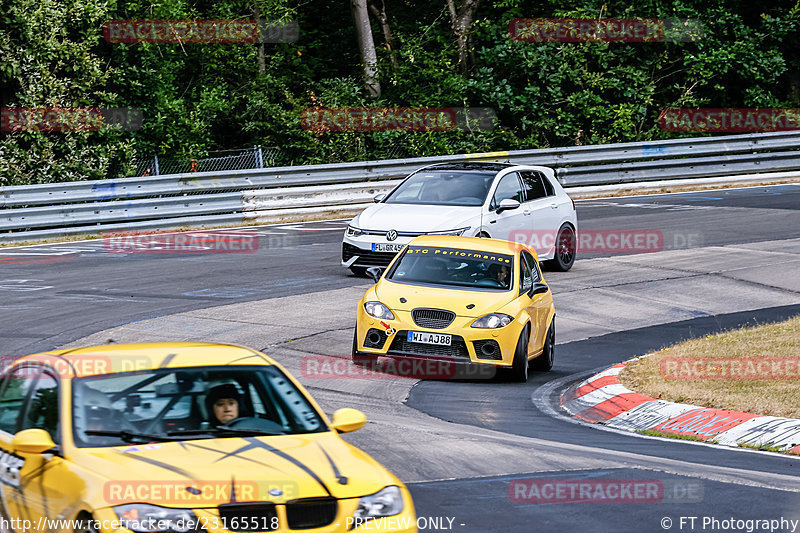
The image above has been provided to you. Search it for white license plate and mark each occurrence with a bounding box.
[407,331,452,346]
[372,243,405,252]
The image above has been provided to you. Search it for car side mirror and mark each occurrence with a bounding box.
[331,408,366,433]
[366,267,384,284]
[12,429,56,454]
[496,198,520,214]
[529,282,549,297]
[373,194,386,203]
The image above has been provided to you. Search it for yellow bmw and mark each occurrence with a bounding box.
[352,236,556,382]
[0,343,416,533]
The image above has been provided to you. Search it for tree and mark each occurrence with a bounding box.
[445,0,481,74]
[350,0,381,98]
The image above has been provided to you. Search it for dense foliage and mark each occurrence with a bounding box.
[1,0,798,184]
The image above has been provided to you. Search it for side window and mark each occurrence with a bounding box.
[492,173,523,209]
[519,171,550,202]
[0,368,37,434]
[519,253,533,295]
[522,251,541,283]
[22,372,59,442]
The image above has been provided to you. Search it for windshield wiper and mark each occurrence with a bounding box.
[167,426,283,437]
[84,430,183,443]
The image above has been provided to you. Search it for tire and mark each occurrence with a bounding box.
[505,327,529,382]
[532,318,555,372]
[351,328,377,365]
[74,513,99,533]
[544,225,576,272]
[350,266,369,277]
[476,232,491,238]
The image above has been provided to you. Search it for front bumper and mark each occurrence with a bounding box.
[342,234,417,269]
[355,307,525,368]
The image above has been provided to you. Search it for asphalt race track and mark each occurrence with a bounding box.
[2,184,800,533]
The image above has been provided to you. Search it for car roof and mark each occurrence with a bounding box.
[15,342,276,378]
[424,162,515,172]
[406,235,530,255]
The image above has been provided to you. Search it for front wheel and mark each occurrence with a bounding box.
[532,318,555,371]
[545,225,576,272]
[505,327,529,382]
[350,266,369,277]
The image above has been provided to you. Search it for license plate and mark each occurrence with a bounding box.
[372,243,405,253]
[407,331,452,346]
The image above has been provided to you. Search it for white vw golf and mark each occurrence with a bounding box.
[342,162,578,275]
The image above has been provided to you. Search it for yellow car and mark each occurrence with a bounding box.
[353,236,556,382]
[0,343,416,533]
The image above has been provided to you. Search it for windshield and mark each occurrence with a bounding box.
[71,365,326,447]
[387,245,514,290]
[384,170,495,206]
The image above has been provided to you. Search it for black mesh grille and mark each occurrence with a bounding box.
[286,497,338,530]
[412,308,456,329]
[473,339,502,360]
[388,331,469,358]
[217,503,278,532]
[342,243,398,267]
[363,328,389,349]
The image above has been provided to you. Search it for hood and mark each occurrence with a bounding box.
[355,204,479,233]
[376,279,513,317]
[73,432,396,508]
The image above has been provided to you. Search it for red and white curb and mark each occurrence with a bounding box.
[561,358,800,455]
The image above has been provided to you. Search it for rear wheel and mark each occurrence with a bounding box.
[74,513,99,533]
[476,232,491,238]
[505,327,529,382]
[545,225,576,272]
[532,318,555,371]
[352,328,377,365]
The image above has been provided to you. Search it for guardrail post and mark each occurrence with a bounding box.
[154,155,160,176]
[256,145,264,169]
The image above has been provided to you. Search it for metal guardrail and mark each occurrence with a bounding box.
[2,131,800,242]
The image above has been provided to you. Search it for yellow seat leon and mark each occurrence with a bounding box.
[353,236,556,382]
[0,343,417,533]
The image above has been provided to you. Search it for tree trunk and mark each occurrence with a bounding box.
[368,0,397,72]
[445,0,481,75]
[253,3,266,75]
[350,0,381,98]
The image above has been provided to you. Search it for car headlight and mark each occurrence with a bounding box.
[471,313,513,329]
[428,227,469,236]
[353,486,404,523]
[114,504,195,533]
[364,301,395,320]
[346,225,363,237]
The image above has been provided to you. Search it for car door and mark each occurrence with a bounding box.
[519,171,564,258]
[486,172,526,239]
[0,366,39,527]
[520,250,552,353]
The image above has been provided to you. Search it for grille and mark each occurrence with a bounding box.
[388,331,469,359]
[473,339,502,360]
[217,503,278,532]
[342,243,398,267]
[363,328,389,349]
[285,497,338,530]
[412,308,456,329]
